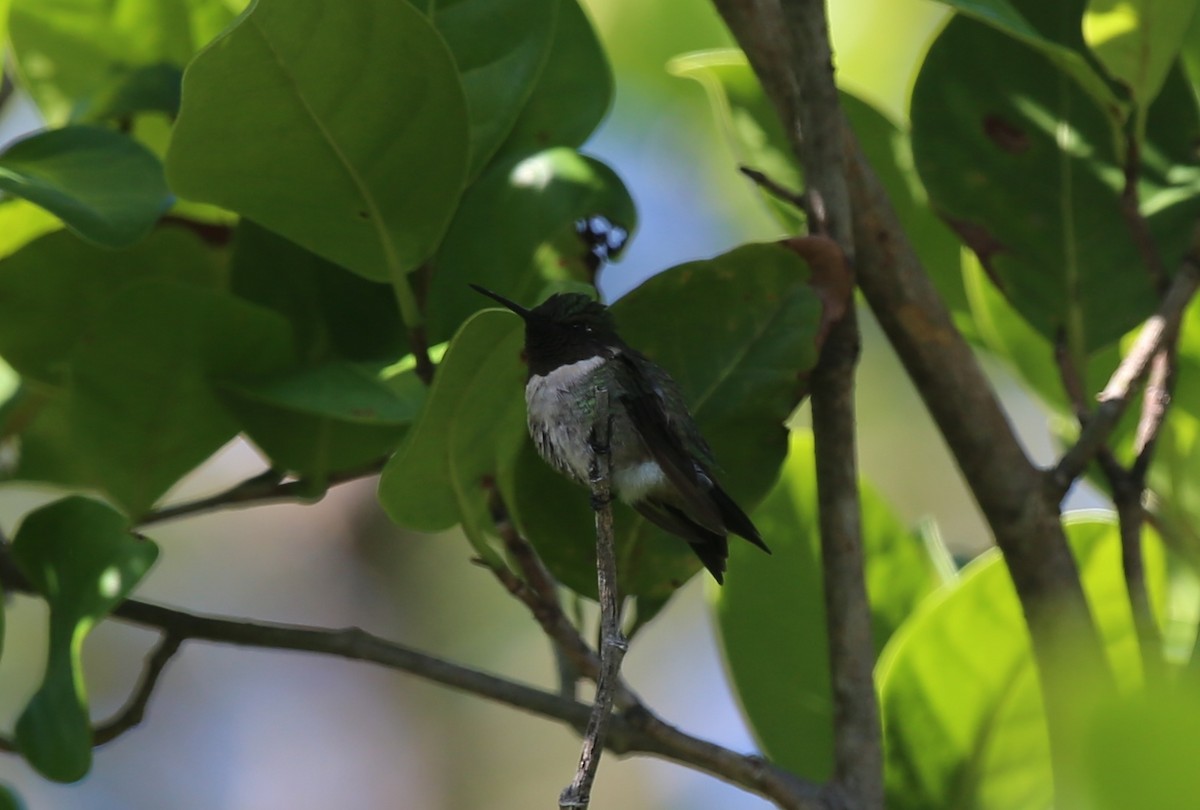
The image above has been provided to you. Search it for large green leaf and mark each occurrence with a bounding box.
[912,7,1200,355]
[669,50,969,331]
[167,0,469,284]
[223,360,423,478]
[378,310,526,559]
[495,0,612,161]
[714,431,946,781]
[417,0,557,178]
[502,242,830,600]
[0,127,171,248]
[0,228,223,385]
[880,517,1165,810]
[426,147,636,342]
[1079,688,1200,810]
[9,0,236,124]
[0,784,23,810]
[931,0,1125,116]
[11,497,159,782]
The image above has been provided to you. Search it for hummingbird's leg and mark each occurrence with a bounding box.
[587,413,616,511]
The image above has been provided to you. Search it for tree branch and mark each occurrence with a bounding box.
[561,388,626,809]
[712,0,1112,793]
[137,460,386,528]
[1051,259,1200,493]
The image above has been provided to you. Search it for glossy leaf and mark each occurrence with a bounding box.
[11,497,159,782]
[496,0,612,160]
[931,0,1125,115]
[503,242,830,599]
[378,311,526,558]
[65,282,293,515]
[1084,0,1198,113]
[0,229,224,384]
[912,9,1200,354]
[223,360,423,477]
[669,50,969,330]
[714,431,946,781]
[880,518,1166,810]
[167,0,469,283]
[9,0,234,124]
[0,127,171,248]
[421,0,557,177]
[426,147,636,342]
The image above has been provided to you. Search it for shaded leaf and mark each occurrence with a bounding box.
[0,127,171,248]
[932,0,1126,115]
[224,360,423,477]
[0,228,224,384]
[167,0,469,283]
[66,282,293,515]
[880,517,1165,810]
[714,431,945,781]
[11,497,158,782]
[912,9,1200,353]
[229,221,405,364]
[496,0,612,160]
[378,311,526,559]
[419,0,557,178]
[0,784,22,810]
[427,147,636,342]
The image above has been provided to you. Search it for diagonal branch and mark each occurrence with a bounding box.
[1051,258,1200,493]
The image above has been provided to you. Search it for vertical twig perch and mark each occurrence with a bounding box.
[560,387,626,809]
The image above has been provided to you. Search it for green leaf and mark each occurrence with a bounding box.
[879,517,1166,810]
[166,0,470,284]
[79,63,184,123]
[0,127,171,248]
[669,51,969,331]
[0,228,224,385]
[229,221,405,364]
[714,431,945,781]
[419,0,557,178]
[11,496,159,782]
[223,360,423,477]
[503,242,829,600]
[912,10,1200,354]
[427,147,636,342]
[0,783,23,810]
[1079,687,1200,810]
[1084,0,1199,113]
[9,0,234,124]
[0,200,64,260]
[66,282,293,515]
[496,0,612,160]
[378,310,526,559]
[931,0,1126,115]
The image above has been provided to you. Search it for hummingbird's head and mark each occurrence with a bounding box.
[469,285,621,375]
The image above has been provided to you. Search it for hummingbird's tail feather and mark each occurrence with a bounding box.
[711,484,770,553]
[633,500,728,584]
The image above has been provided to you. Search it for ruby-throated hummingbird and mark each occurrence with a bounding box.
[471,285,769,583]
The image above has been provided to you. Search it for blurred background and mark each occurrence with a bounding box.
[0,0,1083,807]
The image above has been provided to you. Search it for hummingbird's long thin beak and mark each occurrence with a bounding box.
[469,284,532,319]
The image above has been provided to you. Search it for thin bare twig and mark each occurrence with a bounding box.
[740,165,806,210]
[561,388,626,809]
[1119,137,1167,292]
[1051,260,1200,494]
[94,634,185,745]
[137,460,386,528]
